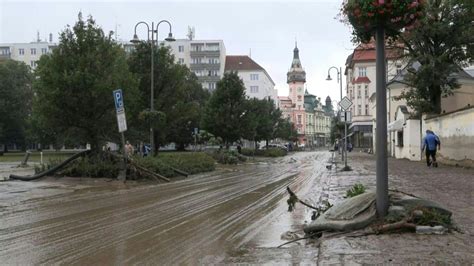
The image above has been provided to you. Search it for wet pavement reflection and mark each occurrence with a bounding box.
[0,151,331,264]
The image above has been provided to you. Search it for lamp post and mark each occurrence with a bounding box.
[326,66,348,168]
[131,20,175,156]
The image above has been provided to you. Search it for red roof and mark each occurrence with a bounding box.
[351,40,403,63]
[225,55,264,71]
[352,76,371,84]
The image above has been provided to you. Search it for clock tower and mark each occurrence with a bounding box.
[287,42,307,140]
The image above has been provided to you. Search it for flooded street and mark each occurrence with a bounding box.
[0,151,331,264]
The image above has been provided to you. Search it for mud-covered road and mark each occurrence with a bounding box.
[0,151,331,264]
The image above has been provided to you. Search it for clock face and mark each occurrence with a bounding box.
[298,87,302,92]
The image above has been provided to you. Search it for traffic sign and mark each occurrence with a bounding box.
[338,96,353,111]
[116,112,127,132]
[113,89,124,113]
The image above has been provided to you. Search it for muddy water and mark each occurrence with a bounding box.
[0,151,331,264]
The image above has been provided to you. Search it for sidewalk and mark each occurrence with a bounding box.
[318,152,474,264]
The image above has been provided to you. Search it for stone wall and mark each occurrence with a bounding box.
[424,107,474,167]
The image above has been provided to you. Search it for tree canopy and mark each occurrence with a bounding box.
[127,42,209,152]
[33,13,139,151]
[398,0,474,114]
[0,60,33,151]
[202,72,248,147]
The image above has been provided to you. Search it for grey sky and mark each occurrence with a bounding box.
[0,0,355,102]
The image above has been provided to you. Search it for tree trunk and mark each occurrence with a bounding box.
[430,85,442,114]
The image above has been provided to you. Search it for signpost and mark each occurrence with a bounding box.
[338,96,353,169]
[113,89,127,181]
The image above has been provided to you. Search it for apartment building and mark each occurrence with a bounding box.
[0,35,56,69]
[344,42,403,148]
[224,55,277,102]
[165,39,226,91]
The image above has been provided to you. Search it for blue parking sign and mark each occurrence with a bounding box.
[113,89,124,113]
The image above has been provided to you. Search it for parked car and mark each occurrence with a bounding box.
[261,144,288,151]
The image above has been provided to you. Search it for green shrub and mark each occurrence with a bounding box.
[158,152,215,175]
[60,156,120,178]
[345,183,366,198]
[262,148,287,157]
[240,148,256,156]
[135,152,215,177]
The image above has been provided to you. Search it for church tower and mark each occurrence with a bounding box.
[287,42,306,110]
[287,42,307,140]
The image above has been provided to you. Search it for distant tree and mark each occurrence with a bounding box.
[275,118,298,143]
[127,43,209,152]
[33,13,139,152]
[0,60,33,152]
[329,114,344,144]
[398,0,474,114]
[202,72,247,147]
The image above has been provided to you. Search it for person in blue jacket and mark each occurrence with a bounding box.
[422,130,441,167]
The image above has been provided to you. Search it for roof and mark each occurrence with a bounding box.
[387,61,474,87]
[352,76,371,84]
[225,55,264,71]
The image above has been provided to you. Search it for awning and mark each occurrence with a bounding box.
[388,119,404,132]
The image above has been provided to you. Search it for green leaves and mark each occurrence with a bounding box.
[399,0,473,114]
[33,13,139,151]
[0,60,33,150]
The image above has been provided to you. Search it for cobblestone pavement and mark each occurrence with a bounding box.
[319,151,474,265]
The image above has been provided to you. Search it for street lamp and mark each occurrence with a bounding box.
[326,66,349,169]
[131,20,175,156]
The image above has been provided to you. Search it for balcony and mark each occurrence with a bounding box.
[197,75,221,82]
[190,50,220,57]
[190,63,221,71]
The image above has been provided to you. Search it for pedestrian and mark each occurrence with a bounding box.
[125,141,134,158]
[422,130,441,167]
[348,142,353,152]
[237,145,242,154]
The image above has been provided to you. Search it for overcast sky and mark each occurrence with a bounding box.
[0,0,356,101]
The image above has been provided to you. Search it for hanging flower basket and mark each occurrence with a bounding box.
[342,0,425,43]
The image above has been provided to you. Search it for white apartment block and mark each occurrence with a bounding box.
[224,55,278,103]
[344,42,403,148]
[0,40,57,69]
[164,39,226,91]
[123,39,226,91]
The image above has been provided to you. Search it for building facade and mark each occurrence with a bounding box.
[344,42,403,149]
[166,39,226,91]
[279,44,333,147]
[0,38,56,69]
[224,55,277,102]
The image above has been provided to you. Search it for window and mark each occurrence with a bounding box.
[298,115,302,124]
[41,48,47,54]
[365,85,368,98]
[192,45,202,51]
[209,82,216,90]
[31,48,36,55]
[396,64,402,75]
[250,74,259,81]
[297,95,302,101]
[350,89,353,99]
[208,70,218,76]
[358,104,361,115]
[208,57,219,64]
[397,131,404,147]
[178,58,185,64]
[19,48,25,55]
[30,61,36,68]
[357,85,361,98]
[178,45,184,52]
[250,86,259,93]
[358,67,367,77]
[365,104,369,115]
[192,57,202,64]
